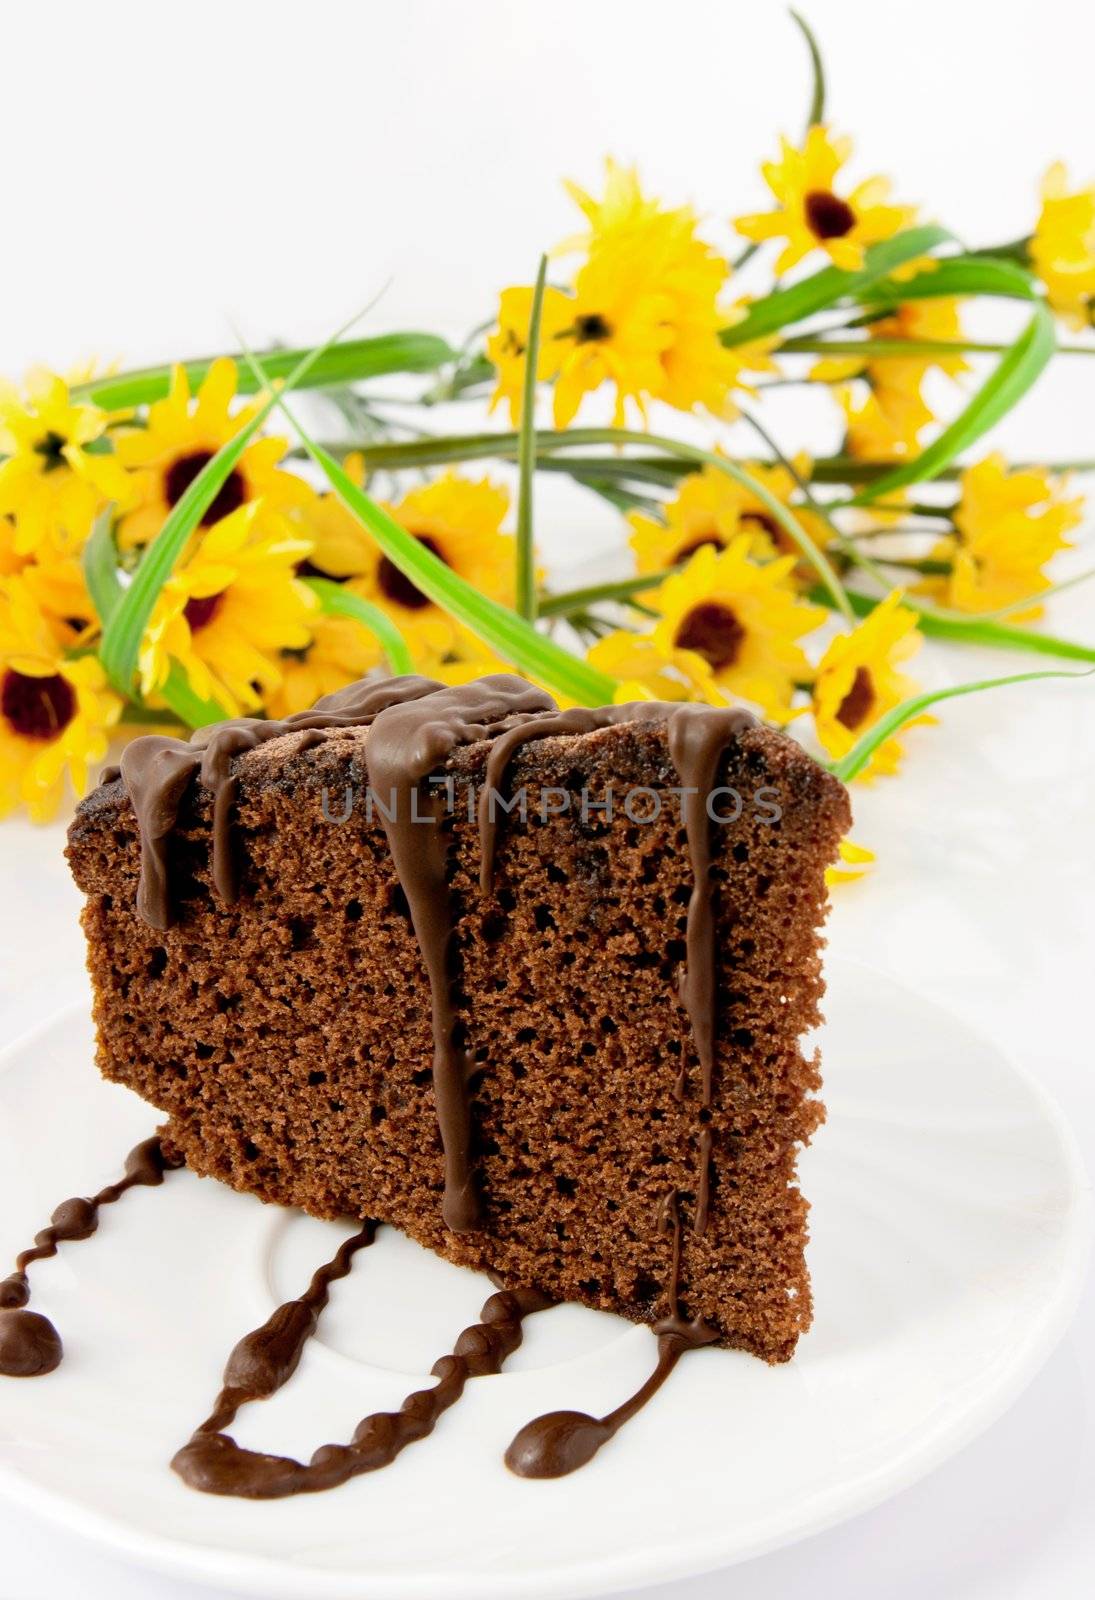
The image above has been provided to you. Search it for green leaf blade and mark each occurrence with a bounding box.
[856,254,1038,308]
[830,667,1092,783]
[723,225,952,347]
[99,319,367,696]
[75,333,456,411]
[301,449,617,705]
[304,578,415,676]
[851,303,1056,504]
[81,506,123,626]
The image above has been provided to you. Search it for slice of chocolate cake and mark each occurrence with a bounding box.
[65,675,849,1384]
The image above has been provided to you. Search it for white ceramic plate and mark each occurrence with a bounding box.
[0,959,1089,1599]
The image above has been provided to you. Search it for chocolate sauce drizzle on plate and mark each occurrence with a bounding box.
[171,1222,551,1499]
[0,1135,179,1377]
[8,674,761,1488]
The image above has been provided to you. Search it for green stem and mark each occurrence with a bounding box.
[516,256,548,621]
[810,586,1095,662]
[779,334,1095,358]
[540,572,667,617]
[790,8,826,131]
[528,427,853,620]
[73,333,456,411]
[966,236,1033,264]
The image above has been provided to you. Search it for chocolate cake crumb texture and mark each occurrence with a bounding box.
[4,673,849,1489]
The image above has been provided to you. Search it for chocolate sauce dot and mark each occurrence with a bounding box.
[0,1310,63,1377]
[505,1409,612,1478]
[0,1273,29,1310]
[49,1195,98,1239]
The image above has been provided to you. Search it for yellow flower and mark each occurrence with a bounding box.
[115,358,312,551]
[486,286,574,425]
[21,550,98,646]
[926,454,1081,621]
[550,239,677,427]
[491,162,768,427]
[264,612,384,720]
[1030,163,1095,327]
[811,590,924,779]
[138,503,316,715]
[628,458,829,577]
[825,837,876,887]
[558,157,664,251]
[813,295,969,387]
[837,372,934,462]
[0,583,121,820]
[296,454,374,578]
[1,520,28,579]
[735,125,915,276]
[586,629,727,704]
[347,473,518,660]
[0,368,130,556]
[422,629,513,687]
[648,540,825,718]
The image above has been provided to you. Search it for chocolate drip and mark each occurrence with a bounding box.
[478,699,753,1238]
[118,675,445,930]
[652,1189,718,1345]
[173,1223,551,1499]
[505,1188,718,1479]
[665,705,752,1107]
[505,1330,686,1479]
[0,1135,179,1377]
[364,677,554,1232]
[91,675,765,1492]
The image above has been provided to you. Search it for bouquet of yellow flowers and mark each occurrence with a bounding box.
[1,13,1091,859]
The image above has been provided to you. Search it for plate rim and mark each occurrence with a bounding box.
[0,963,1091,1600]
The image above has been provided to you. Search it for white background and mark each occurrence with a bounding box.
[1,0,1093,1596]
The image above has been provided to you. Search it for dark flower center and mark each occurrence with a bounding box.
[674,601,746,671]
[574,313,612,343]
[164,452,247,526]
[740,509,794,555]
[32,431,69,474]
[804,190,857,241]
[836,666,876,730]
[1,669,77,741]
[673,529,727,564]
[183,592,225,632]
[377,535,447,611]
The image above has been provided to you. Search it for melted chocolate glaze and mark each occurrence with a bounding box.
[119,675,445,931]
[0,1136,179,1377]
[363,678,554,1231]
[54,675,773,1486]
[172,1220,551,1499]
[505,1332,686,1479]
[477,700,753,1252]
